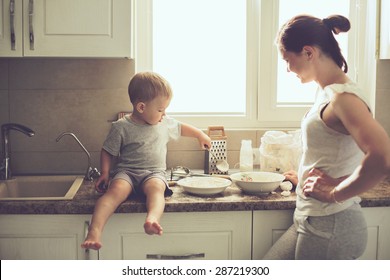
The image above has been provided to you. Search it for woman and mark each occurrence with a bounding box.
[263,14,390,259]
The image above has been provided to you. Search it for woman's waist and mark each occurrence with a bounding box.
[295,192,361,216]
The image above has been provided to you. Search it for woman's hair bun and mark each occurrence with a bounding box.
[323,15,350,34]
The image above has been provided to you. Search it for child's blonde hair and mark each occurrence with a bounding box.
[128,72,173,104]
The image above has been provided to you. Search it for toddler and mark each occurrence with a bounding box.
[81,72,211,250]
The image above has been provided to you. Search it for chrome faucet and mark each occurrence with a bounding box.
[1,123,35,180]
[55,132,100,181]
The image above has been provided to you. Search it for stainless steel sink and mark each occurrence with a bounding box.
[0,175,84,200]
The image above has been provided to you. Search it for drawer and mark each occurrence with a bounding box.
[100,211,252,260]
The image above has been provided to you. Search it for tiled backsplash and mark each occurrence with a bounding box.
[0,58,133,174]
[0,58,389,175]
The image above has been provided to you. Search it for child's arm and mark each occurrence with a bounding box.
[180,123,211,149]
[95,148,113,192]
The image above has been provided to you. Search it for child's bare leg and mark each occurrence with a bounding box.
[142,178,166,235]
[81,179,132,250]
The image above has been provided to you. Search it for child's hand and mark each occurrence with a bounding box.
[198,133,212,150]
[95,175,109,193]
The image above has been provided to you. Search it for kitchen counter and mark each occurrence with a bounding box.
[1,176,390,215]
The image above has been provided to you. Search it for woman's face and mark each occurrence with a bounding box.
[280,49,313,84]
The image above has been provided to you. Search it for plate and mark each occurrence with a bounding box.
[177,177,231,196]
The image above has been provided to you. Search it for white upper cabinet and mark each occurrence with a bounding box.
[379,0,390,59]
[0,0,133,57]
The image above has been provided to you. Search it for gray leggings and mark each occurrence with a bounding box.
[263,203,368,260]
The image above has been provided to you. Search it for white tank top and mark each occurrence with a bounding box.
[296,82,366,216]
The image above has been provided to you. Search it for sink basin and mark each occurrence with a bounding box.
[0,175,84,200]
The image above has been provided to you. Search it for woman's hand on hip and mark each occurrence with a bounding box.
[302,168,348,202]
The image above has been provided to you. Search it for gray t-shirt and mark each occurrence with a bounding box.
[103,115,181,172]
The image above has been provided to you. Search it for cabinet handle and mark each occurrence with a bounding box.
[83,220,100,260]
[10,0,15,50]
[84,221,90,260]
[28,0,34,50]
[146,253,205,260]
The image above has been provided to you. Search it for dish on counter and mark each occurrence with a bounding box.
[177,177,232,196]
[230,171,285,195]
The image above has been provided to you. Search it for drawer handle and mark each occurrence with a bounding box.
[10,0,16,50]
[29,0,34,50]
[83,220,100,260]
[146,253,205,260]
[84,221,90,259]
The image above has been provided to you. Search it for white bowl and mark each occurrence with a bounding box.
[230,171,285,195]
[177,177,232,196]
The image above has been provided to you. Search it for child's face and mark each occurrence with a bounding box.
[141,95,171,125]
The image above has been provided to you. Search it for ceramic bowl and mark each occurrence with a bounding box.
[230,171,285,195]
[177,177,232,196]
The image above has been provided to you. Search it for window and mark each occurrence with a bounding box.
[135,0,375,129]
[153,0,246,114]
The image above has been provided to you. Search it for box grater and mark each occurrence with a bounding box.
[204,126,228,175]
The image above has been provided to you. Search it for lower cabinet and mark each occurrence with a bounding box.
[99,211,252,260]
[0,214,92,260]
[0,207,389,260]
[252,209,294,260]
[360,207,390,260]
[252,207,390,260]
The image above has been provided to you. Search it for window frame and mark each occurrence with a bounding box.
[134,0,375,129]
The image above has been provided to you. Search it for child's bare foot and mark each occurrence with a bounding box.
[81,228,102,250]
[144,220,163,235]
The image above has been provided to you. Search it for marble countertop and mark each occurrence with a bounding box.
[1,176,390,215]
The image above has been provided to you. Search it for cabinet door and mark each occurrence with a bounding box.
[22,0,133,57]
[379,0,390,59]
[100,211,252,260]
[360,207,390,260]
[253,208,390,260]
[0,0,23,56]
[0,214,93,260]
[252,210,294,260]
